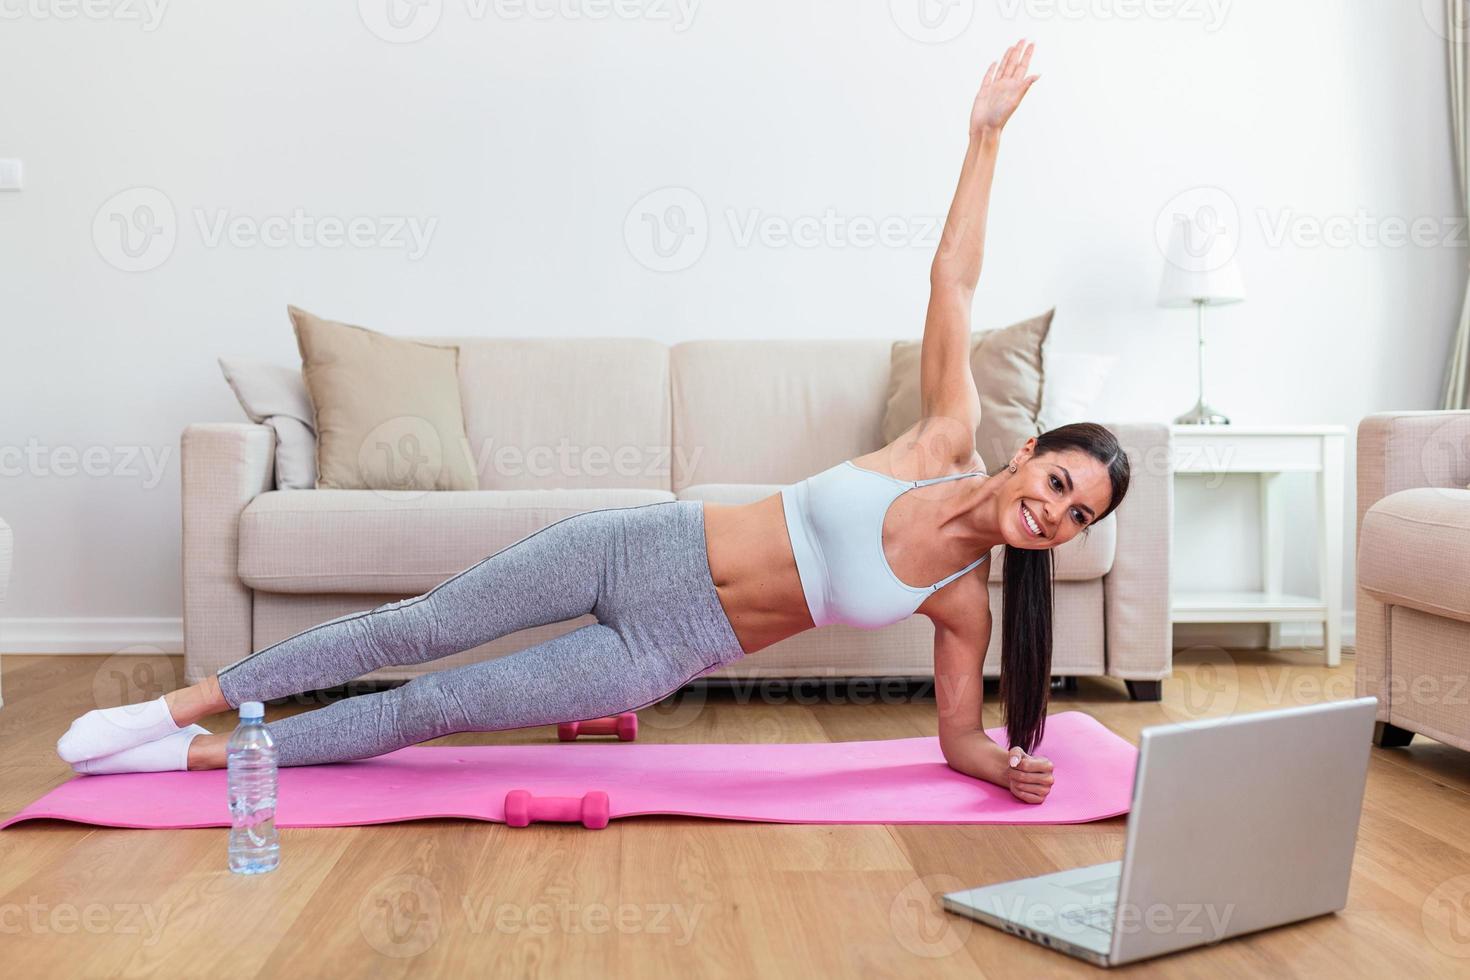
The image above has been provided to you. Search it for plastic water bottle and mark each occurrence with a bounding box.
[227,701,280,875]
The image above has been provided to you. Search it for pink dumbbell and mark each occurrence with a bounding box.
[557,712,638,742]
[503,790,611,829]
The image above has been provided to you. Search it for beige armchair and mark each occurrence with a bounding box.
[1356,411,1470,751]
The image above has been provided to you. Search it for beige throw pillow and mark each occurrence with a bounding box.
[881,308,1054,476]
[290,306,478,491]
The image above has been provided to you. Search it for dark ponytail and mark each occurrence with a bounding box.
[998,422,1131,755]
[1000,540,1054,755]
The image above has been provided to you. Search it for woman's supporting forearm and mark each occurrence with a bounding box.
[940,728,1011,788]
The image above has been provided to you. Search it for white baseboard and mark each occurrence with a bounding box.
[0,618,183,654]
[1173,613,1357,653]
[1,614,1357,657]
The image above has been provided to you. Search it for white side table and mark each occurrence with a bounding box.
[1169,425,1346,666]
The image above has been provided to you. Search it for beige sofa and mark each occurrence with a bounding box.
[182,338,1173,699]
[1356,410,1470,750]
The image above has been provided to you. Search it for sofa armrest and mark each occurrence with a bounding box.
[1355,411,1470,548]
[181,423,275,684]
[1100,422,1173,681]
[1354,411,1470,717]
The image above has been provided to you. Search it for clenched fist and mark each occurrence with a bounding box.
[1006,745,1055,804]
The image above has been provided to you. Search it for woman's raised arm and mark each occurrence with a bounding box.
[919,40,1040,457]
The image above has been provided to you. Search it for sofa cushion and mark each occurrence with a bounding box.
[422,336,671,492]
[238,488,674,594]
[1359,487,1470,622]
[290,306,478,491]
[676,484,1115,581]
[671,339,894,489]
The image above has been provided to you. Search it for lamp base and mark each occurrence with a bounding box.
[1173,402,1231,425]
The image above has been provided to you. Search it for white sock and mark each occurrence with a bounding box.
[56,695,183,763]
[71,725,210,776]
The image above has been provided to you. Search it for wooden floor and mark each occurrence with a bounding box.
[3,647,1470,978]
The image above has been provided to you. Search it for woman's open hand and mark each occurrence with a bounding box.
[970,39,1040,137]
[1006,744,1055,804]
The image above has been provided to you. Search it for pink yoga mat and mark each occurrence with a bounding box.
[2,711,1135,830]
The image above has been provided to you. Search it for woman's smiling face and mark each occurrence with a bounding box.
[999,439,1114,550]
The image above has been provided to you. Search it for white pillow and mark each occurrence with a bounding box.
[1038,351,1119,432]
[218,358,319,490]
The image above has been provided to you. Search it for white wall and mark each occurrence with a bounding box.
[0,0,1462,652]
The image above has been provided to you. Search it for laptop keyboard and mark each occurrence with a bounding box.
[1058,902,1116,933]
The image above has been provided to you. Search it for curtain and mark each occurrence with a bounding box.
[1446,0,1470,409]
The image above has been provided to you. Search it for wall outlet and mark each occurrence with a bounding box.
[0,160,23,191]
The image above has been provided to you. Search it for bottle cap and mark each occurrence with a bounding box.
[239,701,265,721]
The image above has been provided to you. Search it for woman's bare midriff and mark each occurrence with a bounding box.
[701,494,816,656]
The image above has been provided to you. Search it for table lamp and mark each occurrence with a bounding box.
[1158,213,1246,425]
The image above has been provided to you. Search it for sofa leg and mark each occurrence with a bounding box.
[1049,676,1078,693]
[1125,680,1162,702]
[1373,720,1415,749]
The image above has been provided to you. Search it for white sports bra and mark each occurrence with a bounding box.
[780,459,991,630]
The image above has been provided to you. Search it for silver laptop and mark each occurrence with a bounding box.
[942,696,1378,967]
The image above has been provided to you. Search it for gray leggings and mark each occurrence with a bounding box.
[215,500,746,767]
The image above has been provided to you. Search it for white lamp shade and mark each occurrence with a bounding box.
[1158,214,1246,308]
